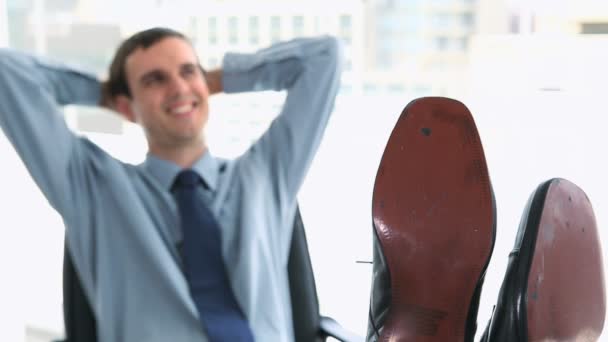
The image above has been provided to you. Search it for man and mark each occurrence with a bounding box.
[0,27,343,341]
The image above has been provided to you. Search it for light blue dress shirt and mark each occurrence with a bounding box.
[0,36,343,341]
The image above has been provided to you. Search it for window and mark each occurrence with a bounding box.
[388,83,405,93]
[293,15,304,37]
[208,16,218,45]
[436,36,448,51]
[249,16,259,45]
[363,83,378,94]
[188,17,198,41]
[403,37,425,53]
[270,16,281,43]
[340,14,352,30]
[581,22,608,34]
[339,14,352,44]
[461,12,474,29]
[509,13,520,34]
[378,13,402,32]
[228,16,238,45]
[432,12,450,29]
[457,37,468,51]
[344,58,352,71]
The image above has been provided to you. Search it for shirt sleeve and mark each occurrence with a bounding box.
[0,48,101,213]
[222,36,344,219]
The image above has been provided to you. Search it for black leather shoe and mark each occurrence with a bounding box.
[481,178,606,342]
[368,97,496,341]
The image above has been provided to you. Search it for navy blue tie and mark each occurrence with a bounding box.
[173,169,254,341]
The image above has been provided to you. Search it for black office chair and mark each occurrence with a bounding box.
[59,206,362,342]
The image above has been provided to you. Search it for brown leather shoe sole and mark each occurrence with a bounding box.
[526,179,606,341]
[372,97,495,341]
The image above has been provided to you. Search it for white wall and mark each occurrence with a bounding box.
[0,1,25,338]
[467,34,608,339]
[0,137,27,341]
[0,0,8,47]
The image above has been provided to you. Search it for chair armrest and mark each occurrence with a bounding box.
[319,316,365,342]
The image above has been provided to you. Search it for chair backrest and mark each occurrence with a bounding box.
[61,206,322,342]
[62,236,96,341]
[288,207,324,342]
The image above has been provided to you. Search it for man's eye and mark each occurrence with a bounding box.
[144,75,165,86]
[182,68,196,77]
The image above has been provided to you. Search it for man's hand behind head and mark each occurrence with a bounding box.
[204,69,223,95]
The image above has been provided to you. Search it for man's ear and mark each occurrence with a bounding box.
[114,95,137,123]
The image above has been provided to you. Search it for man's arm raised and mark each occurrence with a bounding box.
[0,49,101,214]
[220,36,343,258]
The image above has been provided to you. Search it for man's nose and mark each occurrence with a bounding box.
[168,76,189,96]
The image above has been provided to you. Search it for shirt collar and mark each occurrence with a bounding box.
[143,151,219,192]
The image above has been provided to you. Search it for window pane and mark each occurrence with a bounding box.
[270,16,281,42]
[293,15,304,37]
[229,16,238,44]
[249,16,259,44]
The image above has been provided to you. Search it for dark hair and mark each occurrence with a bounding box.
[102,27,189,99]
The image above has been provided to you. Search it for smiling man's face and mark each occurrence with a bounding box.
[122,36,210,152]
